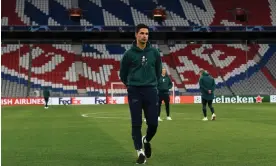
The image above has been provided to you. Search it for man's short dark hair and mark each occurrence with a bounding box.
[199,69,205,75]
[135,24,149,33]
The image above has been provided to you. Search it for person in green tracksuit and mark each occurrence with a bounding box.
[199,70,216,121]
[119,24,162,164]
[157,68,173,121]
[43,87,50,109]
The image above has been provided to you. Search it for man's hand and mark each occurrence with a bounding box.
[208,90,212,94]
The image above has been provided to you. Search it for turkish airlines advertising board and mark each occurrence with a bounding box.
[1,97,95,106]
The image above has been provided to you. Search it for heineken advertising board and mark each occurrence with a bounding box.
[194,95,272,103]
[212,95,269,103]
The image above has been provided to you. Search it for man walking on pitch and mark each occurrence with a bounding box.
[199,70,216,121]
[43,87,50,109]
[158,68,173,121]
[120,24,162,164]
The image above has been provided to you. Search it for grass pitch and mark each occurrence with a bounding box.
[2,103,276,166]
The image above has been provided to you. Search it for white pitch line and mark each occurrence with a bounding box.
[92,116,130,119]
[80,113,218,121]
[81,113,130,119]
[80,112,231,121]
[81,114,89,117]
[81,112,129,118]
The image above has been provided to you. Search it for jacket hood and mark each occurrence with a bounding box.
[131,40,152,52]
[201,71,209,76]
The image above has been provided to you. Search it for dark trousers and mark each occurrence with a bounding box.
[127,86,159,150]
[158,93,170,117]
[44,97,49,107]
[202,98,215,117]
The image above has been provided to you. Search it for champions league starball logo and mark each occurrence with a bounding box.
[141,56,147,66]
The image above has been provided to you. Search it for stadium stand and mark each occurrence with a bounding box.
[1,0,276,26]
[1,43,276,97]
[1,0,276,97]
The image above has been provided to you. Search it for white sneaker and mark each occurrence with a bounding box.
[136,149,146,164]
[137,149,145,157]
[142,136,151,158]
[158,117,163,121]
[44,106,48,109]
[211,114,216,120]
[166,117,172,120]
[202,117,208,121]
